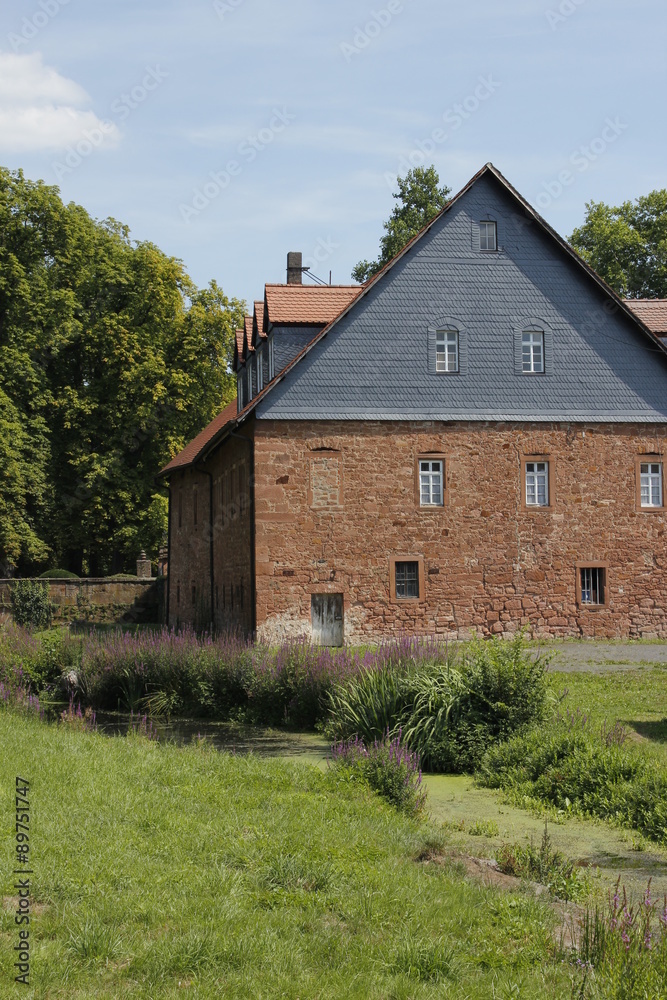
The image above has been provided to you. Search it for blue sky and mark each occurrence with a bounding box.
[0,0,664,307]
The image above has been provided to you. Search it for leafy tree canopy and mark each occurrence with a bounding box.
[0,167,245,576]
[569,190,667,298]
[352,166,451,283]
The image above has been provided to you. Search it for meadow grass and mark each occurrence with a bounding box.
[0,710,577,999]
[548,666,667,768]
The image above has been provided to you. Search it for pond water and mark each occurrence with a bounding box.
[93,712,667,901]
[94,712,330,765]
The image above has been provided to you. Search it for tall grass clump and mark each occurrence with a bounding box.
[326,633,549,772]
[574,879,667,998]
[73,630,451,727]
[477,710,667,846]
[329,728,426,816]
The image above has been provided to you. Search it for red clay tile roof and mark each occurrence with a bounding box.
[626,300,667,336]
[253,300,266,343]
[264,284,360,327]
[244,315,254,354]
[159,400,238,475]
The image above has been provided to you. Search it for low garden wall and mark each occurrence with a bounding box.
[0,578,164,624]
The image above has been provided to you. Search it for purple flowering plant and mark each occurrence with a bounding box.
[330,727,427,817]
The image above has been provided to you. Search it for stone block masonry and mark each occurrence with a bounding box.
[253,420,667,642]
[0,579,160,624]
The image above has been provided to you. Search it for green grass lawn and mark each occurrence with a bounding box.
[0,711,577,999]
[548,665,667,767]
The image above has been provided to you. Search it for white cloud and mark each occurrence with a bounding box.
[0,51,120,153]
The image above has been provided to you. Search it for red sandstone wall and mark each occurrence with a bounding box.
[253,421,667,642]
[168,466,212,628]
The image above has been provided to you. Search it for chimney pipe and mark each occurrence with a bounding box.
[286,251,302,285]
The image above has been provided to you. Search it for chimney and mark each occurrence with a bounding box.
[286,251,303,285]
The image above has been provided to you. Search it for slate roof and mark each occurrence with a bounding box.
[626,300,667,336]
[263,284,360,327]
[160,163,667,477]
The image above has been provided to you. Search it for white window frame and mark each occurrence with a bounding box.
[479,221,497,251]
[525,461,549,507]
[256,346,264,392]
[522,329,544,373]
[246,363,253,400]
[419,460,444,507]
[435,329,458,373]
[268,337,275,381]
[640,461,663,507]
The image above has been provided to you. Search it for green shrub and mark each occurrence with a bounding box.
[329,730,426,816]
[39,568,79,579]
[10,579,53,630]
[326,634,549,772]
[477,713,667,846]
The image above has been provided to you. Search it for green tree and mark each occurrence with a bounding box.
[352,166,451,283]
[0,167,245,576]
[570,190,667,298]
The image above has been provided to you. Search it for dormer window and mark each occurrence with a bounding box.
[246,364,253,400]
[268,337,275,381]
[479,220,497,251]
[256,347,264,392]
[237,373,244,411]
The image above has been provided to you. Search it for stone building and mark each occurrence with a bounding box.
[159,163,667,642]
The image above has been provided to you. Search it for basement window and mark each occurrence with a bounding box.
[577,565,607,607]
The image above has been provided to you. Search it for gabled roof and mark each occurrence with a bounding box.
[160,162,667,477]
[160,400,238,475]
[252,300,266,346]
[263,284,360,328]
[626,300,667,336]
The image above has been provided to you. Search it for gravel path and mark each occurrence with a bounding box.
[532,640,667,672]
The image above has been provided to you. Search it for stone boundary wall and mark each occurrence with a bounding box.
[0,578,162,624]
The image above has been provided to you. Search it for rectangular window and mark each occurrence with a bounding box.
[178,490,183,528]
[395,561,419,599]
[256,347,264,391]
[176,583,180,607]
[268,338,275,381]
[435,329,458,373]
[479,221,497,251]
[579,566,606,606]
[419,460,444,506]
[640,461,663,507]
[191,584,196,605]
[246,364,253,401]
[522,330,544,373]
[525,461,549,506]
[193,486,198,526]
[237,373,244,411]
